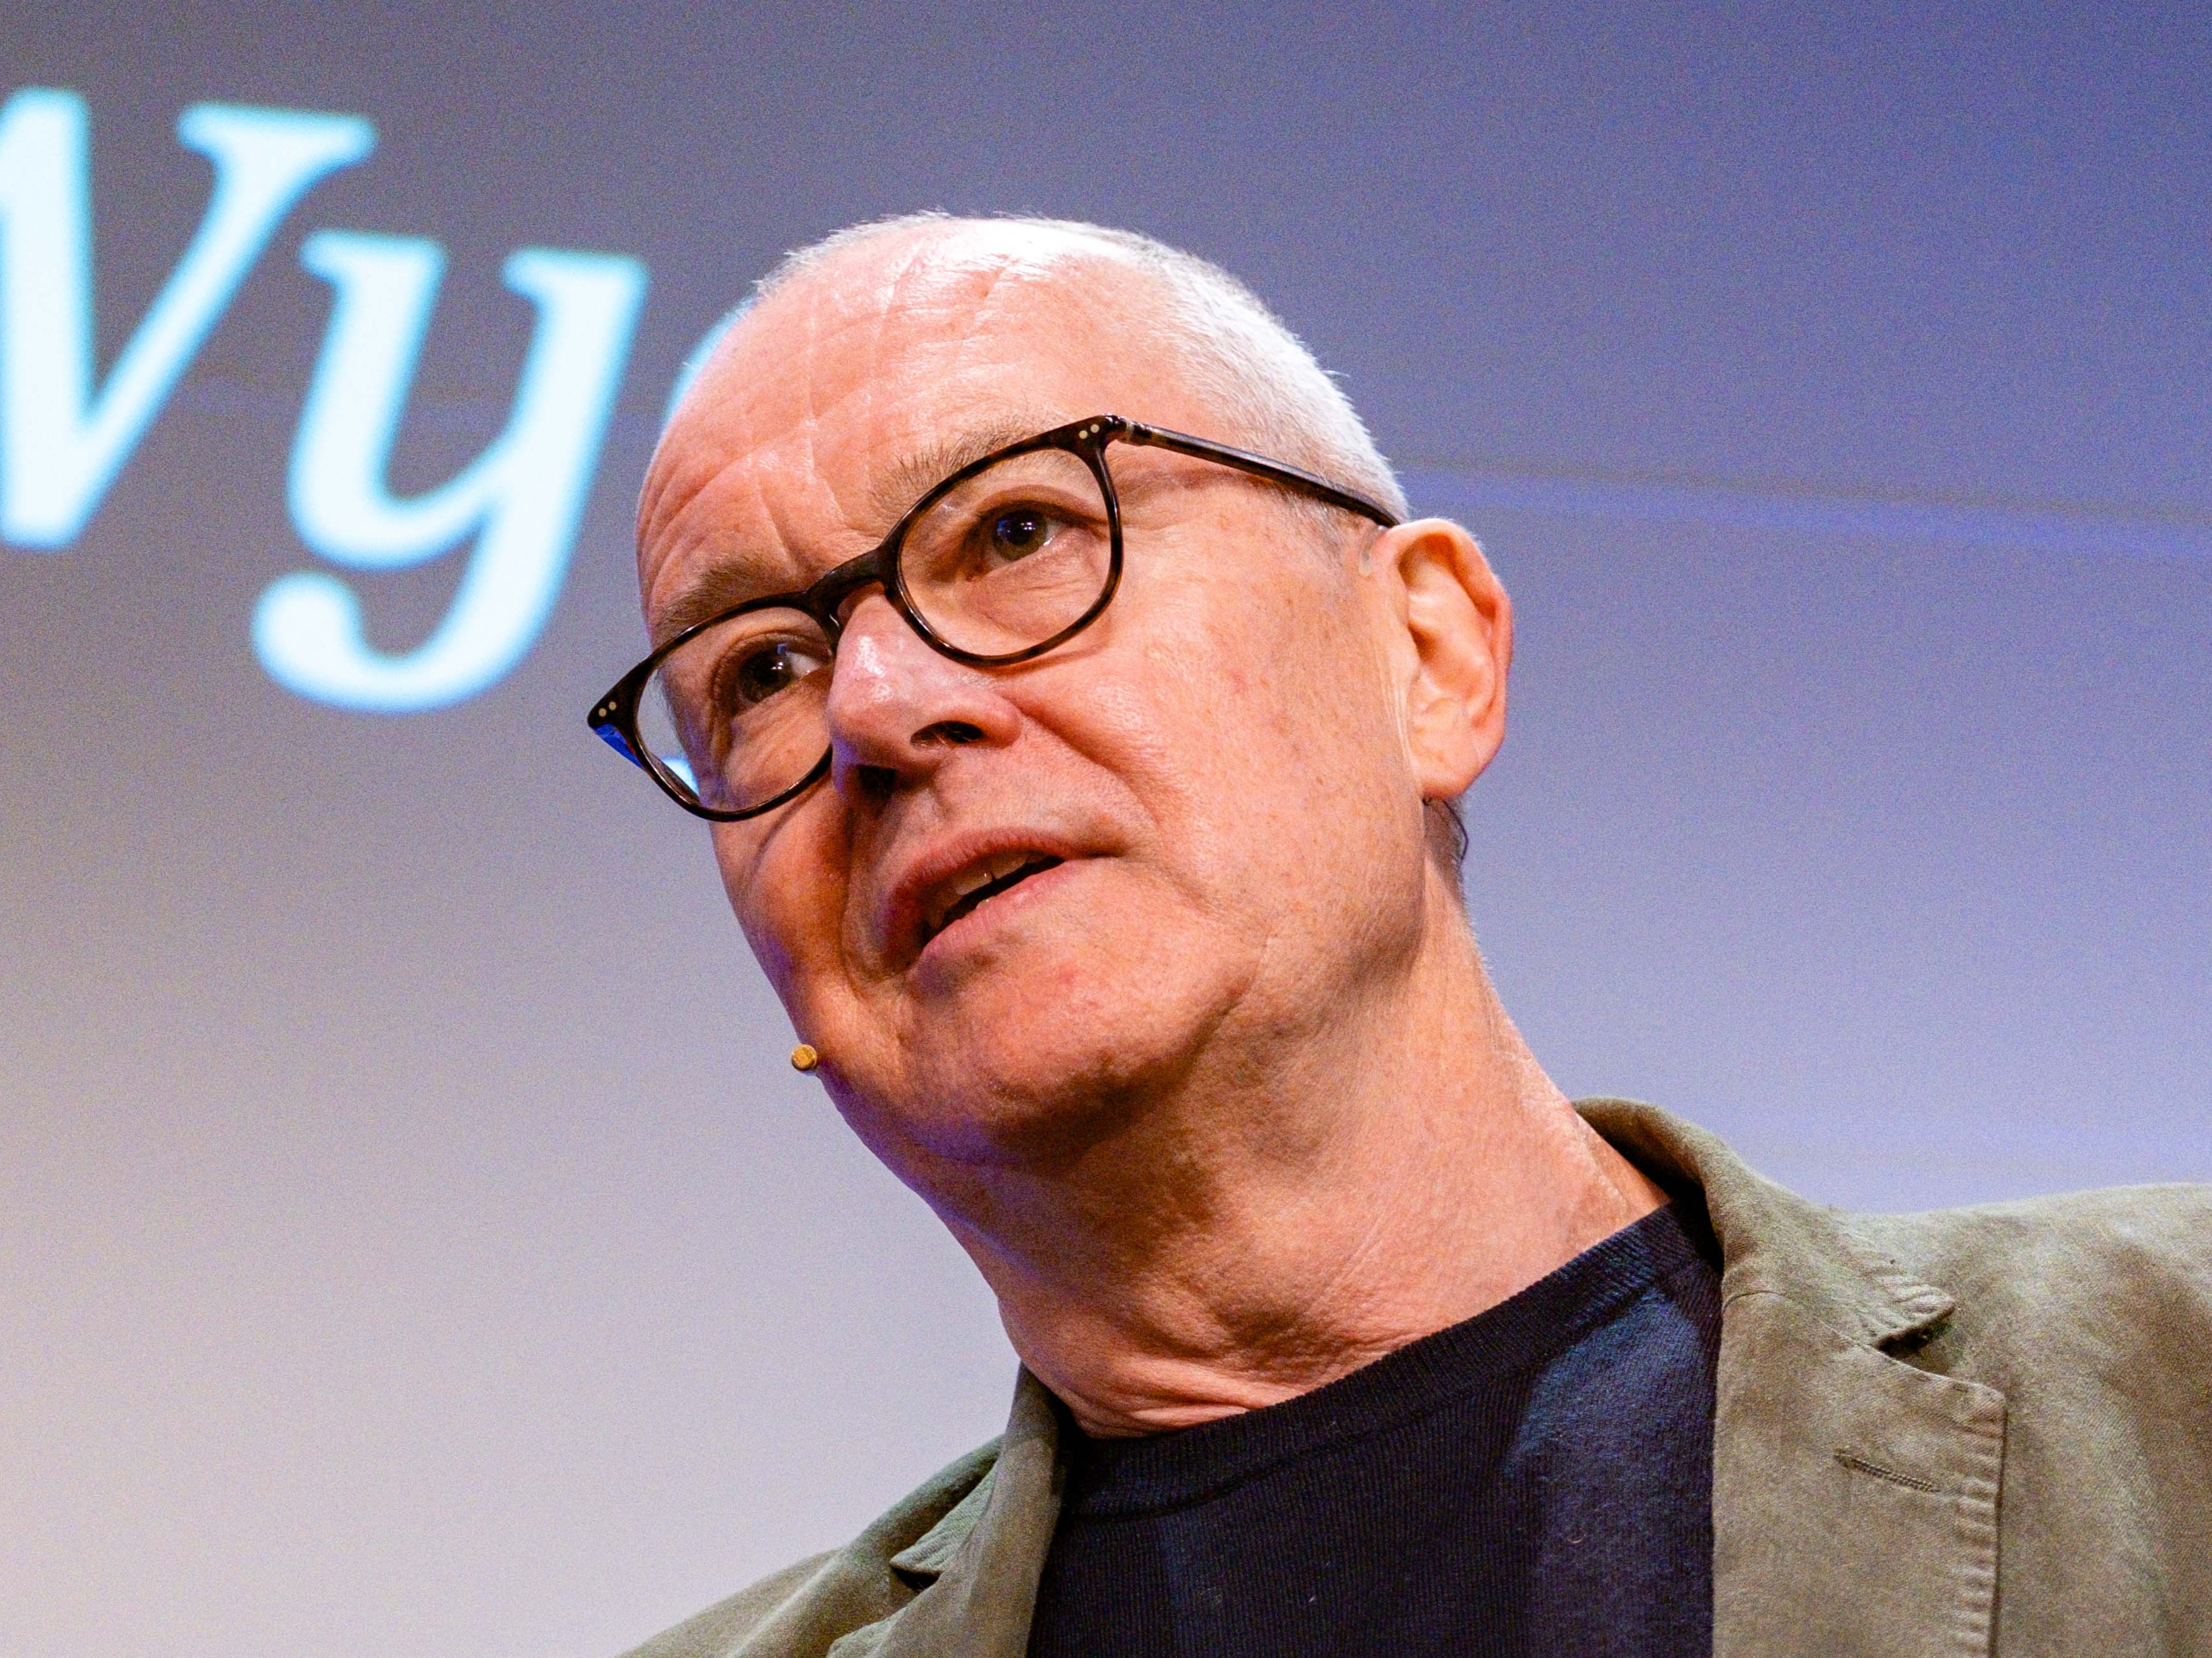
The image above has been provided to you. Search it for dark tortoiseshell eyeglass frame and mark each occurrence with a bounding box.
[588,413,1401,821]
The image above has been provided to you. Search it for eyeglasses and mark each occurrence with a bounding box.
[588,413,1401,821]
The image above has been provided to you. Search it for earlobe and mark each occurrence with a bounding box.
[1376,518,1512,800]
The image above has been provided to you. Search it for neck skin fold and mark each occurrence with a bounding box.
[924,872,1667,1439]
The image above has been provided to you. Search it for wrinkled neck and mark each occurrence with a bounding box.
[933,894,1666,1438]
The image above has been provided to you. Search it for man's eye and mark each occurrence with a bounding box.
[985,505,1056,563]
[728,641,816,706]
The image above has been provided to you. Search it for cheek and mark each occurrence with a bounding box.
[1181,551,1395,769]
[1086,546,1405,894]
[712,801,848,1008]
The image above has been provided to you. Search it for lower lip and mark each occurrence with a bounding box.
[916,858,1087,969]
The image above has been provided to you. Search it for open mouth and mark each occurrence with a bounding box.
[922,853,1065,945]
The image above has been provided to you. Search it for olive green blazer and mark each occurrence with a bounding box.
[624,1100,2212,1657]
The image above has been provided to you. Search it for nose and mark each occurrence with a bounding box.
[823,591,1022,799]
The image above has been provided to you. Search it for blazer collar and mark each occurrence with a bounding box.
[1577,1097,1957,1345]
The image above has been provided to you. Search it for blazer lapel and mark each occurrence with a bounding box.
[1583,1100,2007,1658]
[853,1369,1064,1658]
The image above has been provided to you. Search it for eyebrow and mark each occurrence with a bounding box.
[649,408,1071,646]
[651,561,772,647]
[863,410,1063,524]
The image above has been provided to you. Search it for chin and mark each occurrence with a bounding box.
[887,945,1227,1168]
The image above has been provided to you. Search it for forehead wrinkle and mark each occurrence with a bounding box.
[778,260,927,563]
[644,408,823,633]
[842,248,1155,522]
[652,402,1063,647]
[641,297,892,636]
[778,245,1075,531]
[642,231,1194,644]
[636,421,723,577]
[646,438,868,645]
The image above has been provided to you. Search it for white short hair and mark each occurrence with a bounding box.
[751,212,1410,521]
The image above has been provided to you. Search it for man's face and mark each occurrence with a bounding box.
[637,231,1440,1185]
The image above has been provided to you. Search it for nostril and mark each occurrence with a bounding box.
[915,720,985,748]
[855,763,898,801]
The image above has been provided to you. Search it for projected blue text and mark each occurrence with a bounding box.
[0,86,649,712]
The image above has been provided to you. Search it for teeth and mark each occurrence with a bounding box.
[922,853,1047,934]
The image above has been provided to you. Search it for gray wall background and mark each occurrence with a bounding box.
[4,6,2208,1657]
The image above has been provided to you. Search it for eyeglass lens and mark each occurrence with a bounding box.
[638,444,1115,813]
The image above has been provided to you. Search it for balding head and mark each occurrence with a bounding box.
[642,216,1405,576]
[629,213,1508,1200]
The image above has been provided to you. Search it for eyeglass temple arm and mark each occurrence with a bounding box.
[1116,420,1402,527]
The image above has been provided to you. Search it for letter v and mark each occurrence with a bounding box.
[0,88,374,548]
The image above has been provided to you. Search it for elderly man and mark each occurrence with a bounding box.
[591,215,2210,1657]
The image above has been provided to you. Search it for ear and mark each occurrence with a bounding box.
[1368,518,1512,799]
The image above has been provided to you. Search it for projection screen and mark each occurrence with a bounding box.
[5,7,2206,1658]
